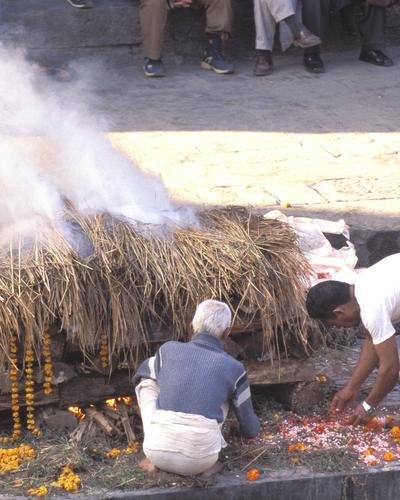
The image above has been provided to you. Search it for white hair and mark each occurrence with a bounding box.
[192,299,232,338]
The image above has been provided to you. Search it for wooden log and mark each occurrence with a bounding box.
[86,407,119,436]
[117,401,136,442]
[70,418,97,443]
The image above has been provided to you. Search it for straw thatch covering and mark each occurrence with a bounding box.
[0,207,311,371]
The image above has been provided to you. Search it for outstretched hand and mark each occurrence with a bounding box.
[330,386,358,413]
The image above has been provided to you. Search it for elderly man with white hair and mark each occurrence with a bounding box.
[133,299,260,477]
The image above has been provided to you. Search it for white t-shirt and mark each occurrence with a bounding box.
[354,253,400,345]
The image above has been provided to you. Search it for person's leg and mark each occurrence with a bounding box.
[196,0,234,74]
[358,3,393,66]
[139,0,168,76]
[301,0,329,73]
[253,0,275,76]
[261,0,320,48]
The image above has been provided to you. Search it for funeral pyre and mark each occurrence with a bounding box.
[0,206,315,442]
[0,47,314,442]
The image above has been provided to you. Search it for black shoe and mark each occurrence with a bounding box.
[303,53,325,74]
[143,58,165,77]
[359,48,393,67]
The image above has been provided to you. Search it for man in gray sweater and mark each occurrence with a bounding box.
[133,299,260,476]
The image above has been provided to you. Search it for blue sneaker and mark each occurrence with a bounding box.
[201,33,234,75]
[143,58,165,77]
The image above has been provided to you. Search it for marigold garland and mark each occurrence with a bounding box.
[42,330,53,395]
[0,334,21,444]
[26,485,48,497]
[52,466,81,493]
[0,444,35,474]
[100,332,108,369]
[24,341,41,437]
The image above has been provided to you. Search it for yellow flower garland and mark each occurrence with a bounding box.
[42,330,53,395]
[52,466,81,492]
[24,341,41,437]
[100,332,108,369]
[0,334,21,444]
[26,485,48,497]
[0,444,35,474]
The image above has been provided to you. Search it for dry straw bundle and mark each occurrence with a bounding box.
[0,207,311,371]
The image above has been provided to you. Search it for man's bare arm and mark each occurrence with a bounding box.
[364,335,399,407]
[347,335,399,425]
[331,337,378,411]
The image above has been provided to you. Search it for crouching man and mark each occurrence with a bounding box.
[133,299,260,476]
[306,253,400,426]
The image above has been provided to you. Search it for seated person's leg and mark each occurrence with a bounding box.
[301,0,328,73]
[198,0,234,74]
[264,0,321,48]
[253,0,275,76]
[358,3,393,66]
[140,0,168,76]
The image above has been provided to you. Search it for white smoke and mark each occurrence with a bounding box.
[0,46,196,249]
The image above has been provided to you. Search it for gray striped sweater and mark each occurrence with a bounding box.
[133,333,260,438]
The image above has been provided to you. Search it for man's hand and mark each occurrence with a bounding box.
[346,403,370,426]
[170,0,192,8]
[331,385,358,412]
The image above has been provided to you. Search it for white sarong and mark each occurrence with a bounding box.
[136,378,227,475]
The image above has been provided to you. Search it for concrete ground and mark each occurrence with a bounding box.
[41,43,400,235]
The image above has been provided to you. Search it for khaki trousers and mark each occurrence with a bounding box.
[140,0,233,60]
[136,379,228,476]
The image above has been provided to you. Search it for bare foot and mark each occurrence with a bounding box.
[138,458,157,473]
[199,461,224,479]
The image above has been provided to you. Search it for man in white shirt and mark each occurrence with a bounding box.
[306,253,400,425]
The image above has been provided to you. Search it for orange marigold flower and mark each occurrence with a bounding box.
[363,417,381,432]
[390,426,400,439]
[288,442,307,453]
[383,451,396,462]
[364,447,375,457]
[246,468,261,481]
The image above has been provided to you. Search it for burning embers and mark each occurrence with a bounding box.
[68,397,136,443]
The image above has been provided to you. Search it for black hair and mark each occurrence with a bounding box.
[306,280,351,321]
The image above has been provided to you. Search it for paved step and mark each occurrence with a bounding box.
[0,0,254,59]
[1,0,141,48]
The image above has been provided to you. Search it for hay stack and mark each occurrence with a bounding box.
[0,207,311,371]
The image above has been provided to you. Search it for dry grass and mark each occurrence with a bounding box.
[0,207,311,370]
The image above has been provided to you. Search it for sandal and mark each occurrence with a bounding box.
[65,0,93,8]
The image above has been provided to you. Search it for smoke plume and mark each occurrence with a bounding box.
[0,46,195,249]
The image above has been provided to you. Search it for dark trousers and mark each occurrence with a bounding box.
[302,0,386,52]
